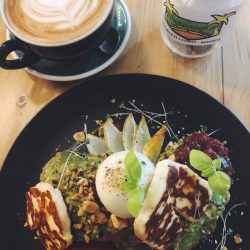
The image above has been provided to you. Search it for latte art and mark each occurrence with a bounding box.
[22,0,101,31]
[5,0,113,44]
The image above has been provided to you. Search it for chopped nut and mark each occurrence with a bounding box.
[90,212,107,224]
[86,192,94,201]
[95,120,103,126]
[77,178,88,186]
[84,234,90,244]
[70,164,77,171]
[72,224,82,230]
[110,214,119,228]
[234,234,242,244]
[111,99,116,104]
[73,132,85,142]
[78,186,84,195]
[65,169,71,176]
[71,193,79,200]
[82,201,99,213]
[110,214,128,230]
[77,207,83,217]
[222,247,227,250]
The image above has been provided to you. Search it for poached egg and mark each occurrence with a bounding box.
[95,151,154,218]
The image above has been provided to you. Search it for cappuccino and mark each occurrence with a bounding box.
[5,0,113,45]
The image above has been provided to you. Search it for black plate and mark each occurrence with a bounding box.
[0,74,249,250]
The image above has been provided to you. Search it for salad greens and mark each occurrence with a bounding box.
[127,187,145,218]
[208,171,231,196]
[189,149,231,196]
[123,150,142,186]
[121,150,144,217]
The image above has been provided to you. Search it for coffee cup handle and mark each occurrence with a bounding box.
[0,40,40,70]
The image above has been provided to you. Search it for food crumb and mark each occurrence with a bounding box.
[110,214,128,230]
[222,247,228,250]
[95,120,103,126]
[111,99,116,104]
[84,234,90,244]
[73,224,82,230]
[234,234,242,244]
[73,132,85,142]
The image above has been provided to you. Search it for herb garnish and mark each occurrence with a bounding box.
[200,125,208,133]
[189,149,231,196]
[121,150,145,217]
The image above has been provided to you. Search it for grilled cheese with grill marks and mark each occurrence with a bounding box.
[26,182,73,250]
[134,161,182,250]
[165,160,212,222]
[134,160,212,250]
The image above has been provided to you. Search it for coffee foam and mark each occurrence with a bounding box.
[6,0,112,45]
[22,0,101,31]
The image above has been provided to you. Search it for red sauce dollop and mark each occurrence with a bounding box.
[175,132,234,178]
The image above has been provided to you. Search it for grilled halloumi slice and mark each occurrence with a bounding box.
[134,161,183,250]
[164,160,212,222]
[26,182,73,250]
[134,159,213,249]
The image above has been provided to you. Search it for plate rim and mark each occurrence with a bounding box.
[6,0,132,82]
[0,74,249,250]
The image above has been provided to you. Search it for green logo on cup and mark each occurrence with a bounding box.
[164,0,236,40]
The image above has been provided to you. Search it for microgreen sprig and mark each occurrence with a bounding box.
[121,150,145,217]
[189,149,231,196]
[200,125,208,133]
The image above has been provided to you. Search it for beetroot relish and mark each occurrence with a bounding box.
[174,132,234,178]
